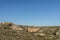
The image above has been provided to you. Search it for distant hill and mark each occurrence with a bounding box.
[0,22,60,40]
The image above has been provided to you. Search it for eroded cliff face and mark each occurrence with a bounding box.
[0,22,60,40]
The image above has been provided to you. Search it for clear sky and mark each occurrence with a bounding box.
[0,0,60,26]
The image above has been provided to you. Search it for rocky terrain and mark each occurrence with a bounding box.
[0,22,60,40]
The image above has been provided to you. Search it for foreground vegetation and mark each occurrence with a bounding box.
[0,22,60,40]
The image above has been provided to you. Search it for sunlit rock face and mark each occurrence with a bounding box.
[27,27,40,32]
[34,33,46,36]
[11,25,24,31]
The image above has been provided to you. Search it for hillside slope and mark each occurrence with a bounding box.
[0,22,60,40]
[0,22,44,40]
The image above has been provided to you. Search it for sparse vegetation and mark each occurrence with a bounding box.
[0,22,60,40]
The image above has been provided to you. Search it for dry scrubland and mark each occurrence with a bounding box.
[0,22,60,40]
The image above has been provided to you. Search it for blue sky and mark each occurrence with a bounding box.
[0,0,60,26]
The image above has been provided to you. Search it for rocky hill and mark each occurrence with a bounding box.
[0,22,60,40]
